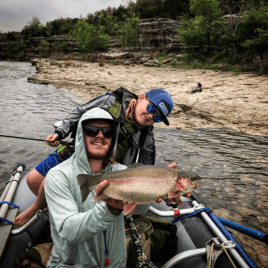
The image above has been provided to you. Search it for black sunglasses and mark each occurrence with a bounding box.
[84,125,115,139]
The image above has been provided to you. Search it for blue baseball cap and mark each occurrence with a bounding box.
[146,88,173,125]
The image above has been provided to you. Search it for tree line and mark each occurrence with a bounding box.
[1,0,268,68]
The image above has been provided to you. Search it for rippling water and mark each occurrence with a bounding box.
[155,128,268,232]
[0,61,85,187]
[1,61,268,237]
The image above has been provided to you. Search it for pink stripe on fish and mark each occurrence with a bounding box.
[109,177,173,183]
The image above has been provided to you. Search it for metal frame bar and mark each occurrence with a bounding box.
[161,248,207,268]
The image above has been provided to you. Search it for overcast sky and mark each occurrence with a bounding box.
[0,0,125,33]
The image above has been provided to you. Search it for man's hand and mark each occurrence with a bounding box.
[156,162,191,205]
[95,180,125,214]
[46,134,60,147]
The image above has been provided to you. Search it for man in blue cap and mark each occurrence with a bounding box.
[13,86,174,226]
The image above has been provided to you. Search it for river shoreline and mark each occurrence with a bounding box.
[29,58,268,137]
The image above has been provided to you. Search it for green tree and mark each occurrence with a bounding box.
[6,32,17,41]
[7,41,24,54]
[72,19,110,52]
[162,0,190,19]
[112,4,129,21]
[238,6,268,55]
[219,0,253,56]
[45,17,78,36]
[56,41,69,53]
[176,0,224,57]
[21,17,45,40]
[134,0,164,19]
[117,14,140,47]
[99,12,119,35]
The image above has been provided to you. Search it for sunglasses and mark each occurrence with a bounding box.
[147,101,162,123]
[84,125,115,139]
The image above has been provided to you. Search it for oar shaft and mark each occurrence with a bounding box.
[0,164,25,222]
[0,176,14,203]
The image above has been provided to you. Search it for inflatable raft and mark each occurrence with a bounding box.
[0,164,267,268]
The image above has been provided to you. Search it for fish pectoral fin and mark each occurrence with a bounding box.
[123,202,137,217]
[93,193,110,201]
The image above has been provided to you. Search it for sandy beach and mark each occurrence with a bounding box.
[30,58,268,137]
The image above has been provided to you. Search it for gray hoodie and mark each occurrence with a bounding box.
[45,108,149,268]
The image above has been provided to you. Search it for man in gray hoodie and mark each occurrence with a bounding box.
[44,107,152,268]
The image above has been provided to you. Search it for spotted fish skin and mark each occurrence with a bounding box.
[77,164,201,204]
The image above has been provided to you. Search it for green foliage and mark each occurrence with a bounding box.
[45,17,78,36]
[6,32,17,41]
[21,17,45,40]
[7,41,24,54]
[238,6,268,54]
[112,4,129,21]
[72,19,110,52]
[56,41,69,53]
[134,0,163,18]
[176,0,224,57]
[99,12,119,35]
[117,14,140,47]
[133,0,190,19]
[40,40,49,48]
[162,0,190,19]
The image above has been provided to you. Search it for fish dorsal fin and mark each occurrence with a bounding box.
[127,163,144,169]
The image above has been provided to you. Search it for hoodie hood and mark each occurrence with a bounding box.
[74,107,120,175]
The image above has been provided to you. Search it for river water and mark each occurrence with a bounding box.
[1,61,268,259]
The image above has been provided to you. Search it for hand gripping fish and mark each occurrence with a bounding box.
[77,164,201,216]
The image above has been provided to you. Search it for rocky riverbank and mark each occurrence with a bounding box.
[29,57,268,137]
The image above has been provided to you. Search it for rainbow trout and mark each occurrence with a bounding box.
[77,164,201,215]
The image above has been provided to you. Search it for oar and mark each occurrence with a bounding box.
[0,165,25,258]
[0,135,69,145]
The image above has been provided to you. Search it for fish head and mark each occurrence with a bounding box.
[175,170,201,195]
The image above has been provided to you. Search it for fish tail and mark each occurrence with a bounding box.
[77,174,93,203]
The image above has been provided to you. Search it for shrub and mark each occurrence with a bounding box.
[72,19,110,52]
[117,14,140,48]
[56,41,69,53]
[7,41,24,54]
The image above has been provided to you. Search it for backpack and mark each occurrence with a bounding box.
[138,215,178,263]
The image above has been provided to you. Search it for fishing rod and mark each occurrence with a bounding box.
[0,134,69,145]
